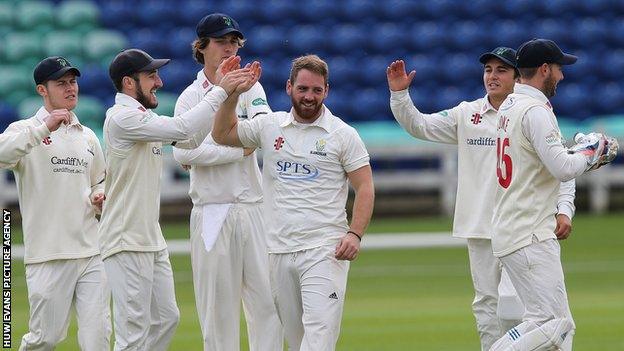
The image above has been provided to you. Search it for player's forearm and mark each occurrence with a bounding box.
[172,86,229,138]
[172,142,243,166]
[524,109,587,181]
[390,89,458,144]
[348,171,375,236]
[0,124,50,168]
[557,179,576,219]
[212,94,243,147]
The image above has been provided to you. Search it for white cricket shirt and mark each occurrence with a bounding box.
[99,91,227,259]
[237,106,370,253]
[492,83,587,257]
[0,107,105,263]
[390,89,575,240]
[172,70,271,205]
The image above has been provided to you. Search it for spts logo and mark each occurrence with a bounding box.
[276,160,319,180]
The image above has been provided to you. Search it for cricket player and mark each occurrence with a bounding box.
[489,39,618,350]
[211,55,375,351]
[172,13,282,351]
[98,48,254,350]
[387,48,576,350]
[0,56,110,350]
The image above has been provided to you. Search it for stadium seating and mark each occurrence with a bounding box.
[43,31,84,64]
[84,29,128,65]
[0,102,18,131]
[153,92,179,117]
[2,0,624,133]
[57,0,99,34]
[14,1,55,34]
[17,96,45,119]
[4,32,43,67]
[73,95,105,130]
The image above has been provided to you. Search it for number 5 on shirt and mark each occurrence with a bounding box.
[497,137,512,188]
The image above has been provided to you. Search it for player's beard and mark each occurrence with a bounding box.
[136,85,158,109]
[543,73,558,98]
[291,96,323,121]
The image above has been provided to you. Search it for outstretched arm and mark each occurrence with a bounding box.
[212,61,261,146]
[387,60,459,144]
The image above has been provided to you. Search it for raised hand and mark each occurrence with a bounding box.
[215,56,241,84]
[43,109,71,132]
[235,61,262,94]
[386,60,416,92]
[218,68,252,95]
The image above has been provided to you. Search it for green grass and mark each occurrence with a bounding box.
[6,214,624,350]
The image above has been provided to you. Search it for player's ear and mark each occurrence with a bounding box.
[324,83,329,98]
[286,79,292,96]
[35,84,47,98]
[122,75,136,92]
[539,63,550,77]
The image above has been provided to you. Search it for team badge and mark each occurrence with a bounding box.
[310,139,327,156]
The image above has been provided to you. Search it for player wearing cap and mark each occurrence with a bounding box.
[99,48,254,350]
[387,47,577,351]
[0,57,110,350]
[489,39,618,351]
[171,13,281,351]
[211,55,374,351]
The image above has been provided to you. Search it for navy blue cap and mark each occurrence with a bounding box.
[109,49,170,82]
[516,39,577,68]
[33,56,81,84]
[479,47,517,68]
[196,13,243,39]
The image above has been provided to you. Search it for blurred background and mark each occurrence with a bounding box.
[1,0,623,214]
[1,1,624,350]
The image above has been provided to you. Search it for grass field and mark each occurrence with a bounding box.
[6,214,624,350]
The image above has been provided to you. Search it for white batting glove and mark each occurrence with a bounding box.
[568,132,619,171]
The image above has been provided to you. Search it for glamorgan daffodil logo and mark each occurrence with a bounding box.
[316,139,326,153]
[57,58,68,67]
[310,139,327,156]
[223,16,232,26]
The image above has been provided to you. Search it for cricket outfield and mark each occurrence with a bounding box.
[6,214,624,350]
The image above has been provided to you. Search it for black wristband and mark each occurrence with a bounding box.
[347,230,362,241]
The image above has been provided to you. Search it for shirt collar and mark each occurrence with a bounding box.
[34,106,83,130]
[280,105,333,132]
[197,69,215,94]
[480,94,497,114]
[514,83,553,109]
[115,93,149,112]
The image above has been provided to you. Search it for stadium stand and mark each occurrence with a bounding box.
[1,0,623,213]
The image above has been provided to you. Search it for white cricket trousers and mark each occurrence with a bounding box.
[270,244,350,351]
[468,239,524,351]
[189,203,282,351]
[19,255,111,351]
[496,238,575,350]
[103,250,180,351]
